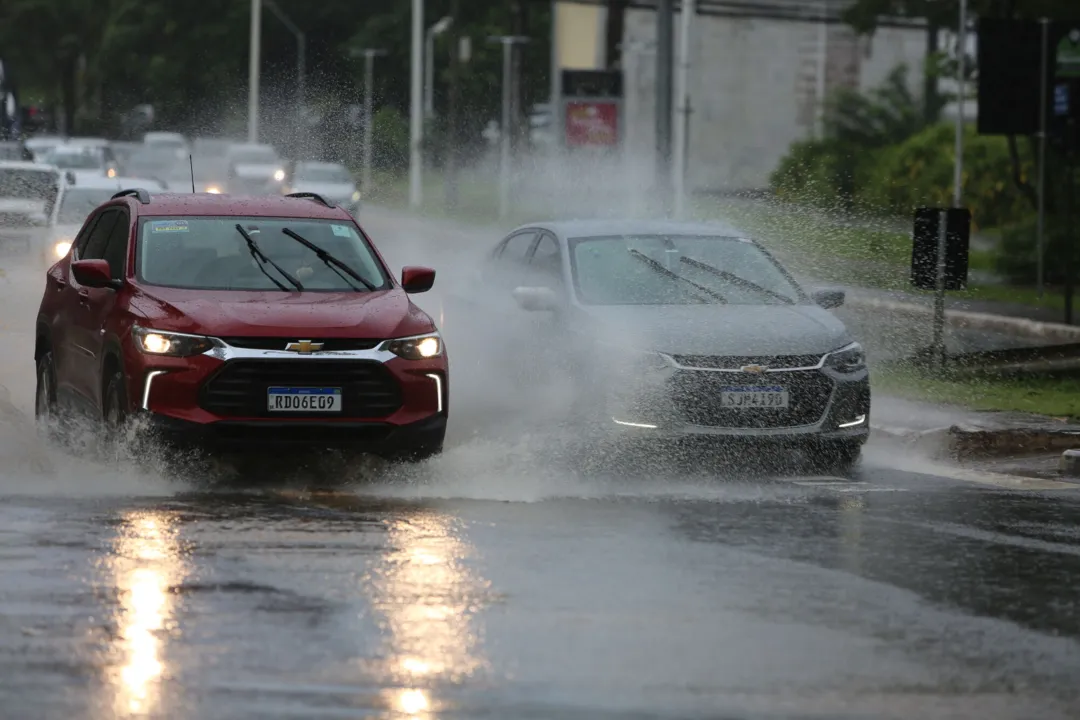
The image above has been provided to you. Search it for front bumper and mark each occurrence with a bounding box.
[603,362,870,444]
[126,337,448,453]
[142,411,446,452]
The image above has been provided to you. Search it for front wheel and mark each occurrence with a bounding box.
[808,440,863,476]
[35,351,60,439]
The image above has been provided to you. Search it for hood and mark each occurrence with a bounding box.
[290,181,356,201]
[233,163,281,180]
[0,198,46,215]
[580,303,851,356]
[127,286,435,340]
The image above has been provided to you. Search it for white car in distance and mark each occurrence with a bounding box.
[287,161,361,215]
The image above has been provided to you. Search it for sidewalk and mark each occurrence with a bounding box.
[871,395,1080,463]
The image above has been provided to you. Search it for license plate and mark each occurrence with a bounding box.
[720,386,789,409]
[267,387,342,412]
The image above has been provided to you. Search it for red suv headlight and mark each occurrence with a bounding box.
[132,326,219,357]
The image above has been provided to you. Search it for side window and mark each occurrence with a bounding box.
[75,210,119,260]
[101,211,131,280]
[529,234,563,286]
[497,231,538,262]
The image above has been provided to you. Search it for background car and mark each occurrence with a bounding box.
[0,160,61,253]
[224,143,287,195]
[42,143,119,179]
[455,219,870,471]
[286,161,361,216]
[142,131,190,159]
[41,174,167,266]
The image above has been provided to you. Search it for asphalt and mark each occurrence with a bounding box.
[0,210,1079,719]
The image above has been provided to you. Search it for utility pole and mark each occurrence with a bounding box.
[1036,17,1050,299]
[247,0,261,144]
[672,0,695,219]
[409,0,424,209]
[655,0,674,209]
[264,0,305,156]
[952,0,967,209]
[489,35,530,219]
[425,16,453,120]
[352,48,387,196]
[445,0,464,211]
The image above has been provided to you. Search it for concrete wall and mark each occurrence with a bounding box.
[621,8,928,193]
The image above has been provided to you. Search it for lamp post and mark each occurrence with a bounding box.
[247,0,261,143]
[487,35,530,219]
[409,0,424,208]
[425,16,453,120]
[264,0,305,153]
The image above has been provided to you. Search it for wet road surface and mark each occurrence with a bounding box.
[2,213,1079,719]
[1,455,1079,720]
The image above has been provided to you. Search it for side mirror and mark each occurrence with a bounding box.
[812,288,845,309]
[401,265,436,294]
[513,286,559,312]
[71,259,118,289]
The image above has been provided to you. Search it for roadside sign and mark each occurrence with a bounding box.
[1057,29,1080,78]
[559,69,622,152]
[564,101,619,147]
[911,207,971,292]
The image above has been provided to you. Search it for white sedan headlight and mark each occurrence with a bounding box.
[53,240,72,258]
[825,341,866,373]
[351,190,361,202]
[273,168,286,182]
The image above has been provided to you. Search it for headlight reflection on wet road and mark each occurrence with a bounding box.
[366,510,491,717]
[105,511,188,717]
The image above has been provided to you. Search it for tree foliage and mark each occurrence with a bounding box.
[0,0,551,143]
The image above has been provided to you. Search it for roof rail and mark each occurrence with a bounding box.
[111,188,152,204]
[285,191,335,208]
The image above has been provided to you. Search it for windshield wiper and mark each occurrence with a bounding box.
[628,249,727,304]
[234,224,304,291]
[281,228,376,292]
[678,256,796,305]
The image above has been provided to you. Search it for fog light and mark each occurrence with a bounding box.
[53,241,71,258]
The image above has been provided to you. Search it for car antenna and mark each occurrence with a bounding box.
[189,154,195,193]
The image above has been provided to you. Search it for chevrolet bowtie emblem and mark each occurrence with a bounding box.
[285,340,323,354]
[740,364,768,374]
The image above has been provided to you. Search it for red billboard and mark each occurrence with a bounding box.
[564,100,619,147]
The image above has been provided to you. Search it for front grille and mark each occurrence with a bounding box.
[200,359,402,418]
[670,353,823,370]
[669,370,834,429]
[220,337,381,351]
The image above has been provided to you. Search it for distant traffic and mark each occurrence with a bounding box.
[0,131,362,266]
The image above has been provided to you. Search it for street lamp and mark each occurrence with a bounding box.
[425,16,453,120]
[487,35,530,219]
[350,48,388,195]
[247,0,261,143]
[264,0,306,153]
[409,0,423,208]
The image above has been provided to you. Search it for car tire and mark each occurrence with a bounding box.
[35,351,61,439]
[102,370,129,439]
[810,441,862,475]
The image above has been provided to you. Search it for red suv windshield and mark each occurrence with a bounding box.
[135,216,391,292]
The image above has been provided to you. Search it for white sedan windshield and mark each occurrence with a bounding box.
[570,234,805,306]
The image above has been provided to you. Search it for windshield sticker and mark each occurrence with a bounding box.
[149,220,189,233]
[331,224,352,238]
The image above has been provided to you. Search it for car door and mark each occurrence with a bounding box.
[52,209,116,406]
[66,208,124,408]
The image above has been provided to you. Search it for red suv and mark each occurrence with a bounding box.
[34,189,447,460]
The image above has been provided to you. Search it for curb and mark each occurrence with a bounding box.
[872,421,1080,461]
[846,295,1080,343]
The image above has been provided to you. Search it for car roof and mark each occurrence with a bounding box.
[69,175,165,190]
[0,160,58,172]
[129,192,352,219]
[227,143,276,152]
[517,218,751,240]
[297,161,346,169]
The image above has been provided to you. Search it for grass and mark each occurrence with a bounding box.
[873,366,1080,419]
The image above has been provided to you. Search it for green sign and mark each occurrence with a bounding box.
[1058,29,1080,78]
